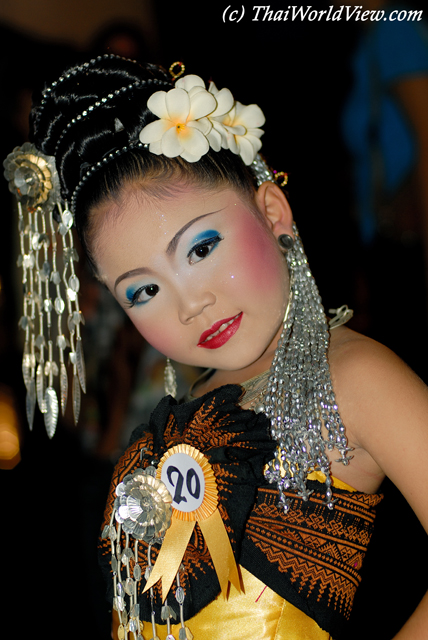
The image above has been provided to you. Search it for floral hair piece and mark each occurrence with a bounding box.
[139,74,265,165]
[4,57,272,438]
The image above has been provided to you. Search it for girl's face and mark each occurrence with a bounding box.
[94,184,290,374]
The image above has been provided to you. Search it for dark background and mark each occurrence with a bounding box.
[0,2,427,638]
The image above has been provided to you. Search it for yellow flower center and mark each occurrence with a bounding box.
[176,123,186,133]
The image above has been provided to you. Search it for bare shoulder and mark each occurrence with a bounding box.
[328,326,428,526]
[328,326,428,423]
[329,324,407,369]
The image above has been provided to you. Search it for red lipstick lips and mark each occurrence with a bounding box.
[198,312,243,349]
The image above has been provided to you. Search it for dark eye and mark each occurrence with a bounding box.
[127,283,160,307]
[145,284,159,298]
[188,235,223,265]
[194,245,211,259]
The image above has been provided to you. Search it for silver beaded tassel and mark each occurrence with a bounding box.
[263,224,354,511]
[101,462,184,640]
[249,156,353,510]
[18,200,86,434]
[4,143,86,436]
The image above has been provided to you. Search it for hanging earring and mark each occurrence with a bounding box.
[264,223,353,512]
[164,358,177,398]
[278,234,294,251]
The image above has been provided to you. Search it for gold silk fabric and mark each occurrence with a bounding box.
[113,566,331,640]
[111,474,358,640]
[306,470,356,493]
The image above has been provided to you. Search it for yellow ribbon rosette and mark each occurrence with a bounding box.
[143,443,241,601]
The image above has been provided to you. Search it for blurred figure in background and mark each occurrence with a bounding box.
[341,4,428,637]
[341,0,428,379]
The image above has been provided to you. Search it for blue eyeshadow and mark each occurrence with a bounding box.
[189,229,220,247]
[126,285,138,302]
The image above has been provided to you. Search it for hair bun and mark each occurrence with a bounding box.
[30,54,173,202]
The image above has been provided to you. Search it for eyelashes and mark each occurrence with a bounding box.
[124,232,223,308]
[187,233,223,264]
[125,284,160,308]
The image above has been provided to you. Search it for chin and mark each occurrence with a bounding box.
[202,344,274,373]
[161,321,283,373]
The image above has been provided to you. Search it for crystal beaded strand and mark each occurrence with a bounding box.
[113,522,126,638]
[41,212,59,438]
[132,539,143,638]
[33,204,49,417]
[250,157,353,510]
[17,201,61,435]
[263,224,354,511]
[14,186,86,434]
[102,497,144,639]
[18,201,37,429]
[146,543,160,640]
[5,140,88,435]
[50,207,68,418]
[176,568,192,640]
[57,202,86,423]
[162,595,177,639]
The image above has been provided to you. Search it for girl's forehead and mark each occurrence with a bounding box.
[92,183,261,267]
[101,183,256,231]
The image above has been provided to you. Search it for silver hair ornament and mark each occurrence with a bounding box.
[3,142,86,436]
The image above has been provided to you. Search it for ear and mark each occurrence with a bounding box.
[254,182,294,239]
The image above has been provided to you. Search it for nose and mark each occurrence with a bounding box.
[177,289,216,324]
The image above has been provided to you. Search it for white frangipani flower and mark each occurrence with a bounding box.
[206,81,235,151]
[175,74,205,93]
[139,77,217,162]
[217,100,265,166]
[139,74,265,165]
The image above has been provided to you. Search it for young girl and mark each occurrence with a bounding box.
[5,55,428,639]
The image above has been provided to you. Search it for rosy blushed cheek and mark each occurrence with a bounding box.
[227,219,283,292]
[131,316,187,359]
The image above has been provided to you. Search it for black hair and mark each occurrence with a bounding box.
[29,55,259,268]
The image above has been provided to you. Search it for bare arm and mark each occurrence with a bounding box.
[330,330,428,638]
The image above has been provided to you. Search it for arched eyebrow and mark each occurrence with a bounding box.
[114,208,223,291]
[165,210,222,255]
[114,266,154,291]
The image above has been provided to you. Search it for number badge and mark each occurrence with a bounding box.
[157,444,218,521]
[146,443,241,600]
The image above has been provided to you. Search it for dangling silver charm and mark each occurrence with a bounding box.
[263,223,354,511]
[36,363,47,413]
[59,362,68,416]
[44,386,59,439]
[250,155,355,510]
[75,336,86,393]
[26,380,36,430]
[109,469,173,640]
[72,370,81,425]
[164,358,177,398]
[4,144,87,433]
